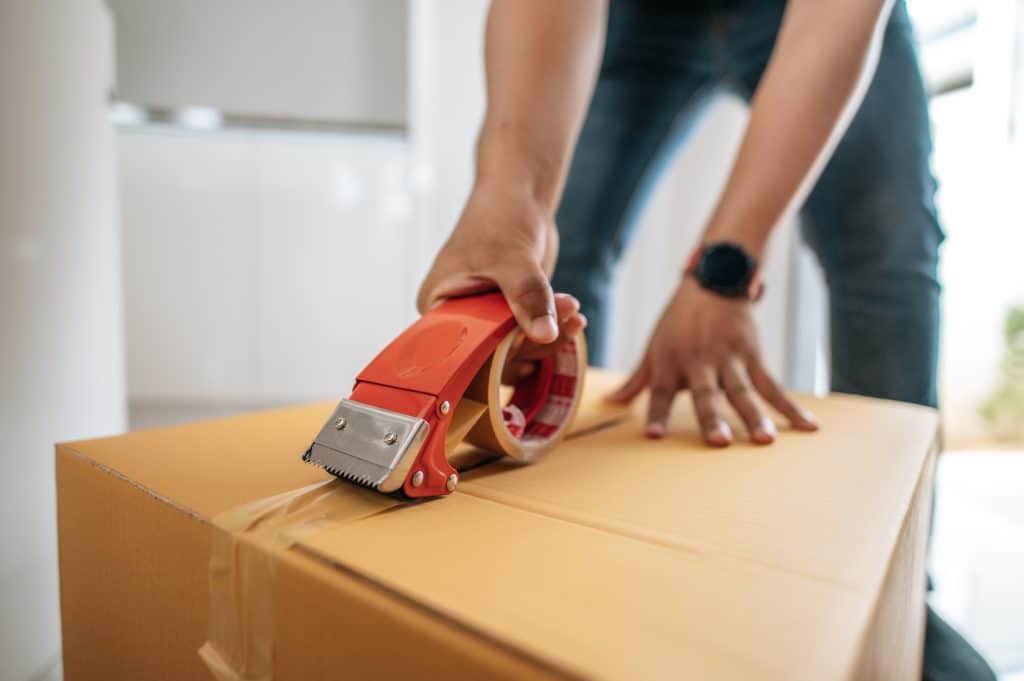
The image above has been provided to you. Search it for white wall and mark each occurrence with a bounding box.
[107,0,408,128]
[407,0,490,269]
[0,2,126,679]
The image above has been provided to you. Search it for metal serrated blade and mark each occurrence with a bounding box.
[303,399,429,493]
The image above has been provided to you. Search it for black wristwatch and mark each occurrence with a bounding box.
[684,242,764,301]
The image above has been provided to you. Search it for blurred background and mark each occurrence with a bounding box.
[1,1,1021,679]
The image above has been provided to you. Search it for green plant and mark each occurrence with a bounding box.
[980,305,1024,440]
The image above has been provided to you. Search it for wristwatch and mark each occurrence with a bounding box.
[684,242,765,301]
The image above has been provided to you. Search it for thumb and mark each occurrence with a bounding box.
[606,358,651,404]
[494,264,558,344]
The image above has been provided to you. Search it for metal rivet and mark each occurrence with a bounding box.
[411,470,424,487]
[383,431,398,445]
[446,473,458,492]
[334,417,347,431]
[439,400,451,415]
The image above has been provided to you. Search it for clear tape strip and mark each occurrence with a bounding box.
[198,480,400,680]
[197,333,589,680]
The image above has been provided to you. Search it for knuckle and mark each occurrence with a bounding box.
[750,366,777,391]
[761,377,784,398]
[651,383,676,400]
[692,384,720,401]
[512,280,552,303]
[725,382,752,399]
[697,407,721,428]
[510,278,551,303]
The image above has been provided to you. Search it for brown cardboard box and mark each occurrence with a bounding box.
[56,370,937,680]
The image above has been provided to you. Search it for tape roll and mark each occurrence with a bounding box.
[306,294,588,497]
[462,330,587,462]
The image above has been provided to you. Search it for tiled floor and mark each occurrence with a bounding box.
[929,450,1024,678]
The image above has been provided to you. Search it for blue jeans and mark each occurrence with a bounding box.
[552,2,995,680]
[554,0,943,408]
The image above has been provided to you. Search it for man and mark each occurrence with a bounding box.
[419,1,995,678]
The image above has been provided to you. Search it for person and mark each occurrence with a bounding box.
[418,1,996,679]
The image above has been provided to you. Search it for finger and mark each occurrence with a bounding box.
[501,359,537,385]
[748,361,819,431]
[687,364,732,447]
[606,357,650,404]
[502,310,587,384]
[721,359,776,445]
[494,264,558,344]
[645,360,678,438]
[562,312,586,337]
[552,293,580,321]
[512,311,586,362]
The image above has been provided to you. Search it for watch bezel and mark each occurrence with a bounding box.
[694,242,758,298]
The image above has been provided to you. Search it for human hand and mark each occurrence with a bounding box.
[607,277,818,446]
[418,184,586,366]
[418,184,568,344]
[500,293,587,384]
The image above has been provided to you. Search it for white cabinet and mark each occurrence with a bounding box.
[119,128,418,405]
[107,0,408,128]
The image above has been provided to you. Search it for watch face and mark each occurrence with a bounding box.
[697,243,755,296]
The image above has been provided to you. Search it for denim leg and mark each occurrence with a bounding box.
[724,5,995,680]
[923,604,998,681]
[807,14,994,678]
[801,5,944,408]
[722,3,943,407]
[553,4,714,366]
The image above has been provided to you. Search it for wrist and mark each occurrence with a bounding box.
[469,175,559,232]
[699,225,767,260]
[683,241,765,302]
[475,128,563,214]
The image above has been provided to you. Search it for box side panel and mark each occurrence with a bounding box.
[56,446,211,681]
[273,549,568,681]
[297,492,866,681]
[57,445,565,681]
[852,444,937,681]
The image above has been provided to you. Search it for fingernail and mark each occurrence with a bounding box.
[709,423,732,446]
[577,313,588,328]
[529,315,558,342]
[645,422,666,438]
[754,418,776,444]
[801,410,818,426]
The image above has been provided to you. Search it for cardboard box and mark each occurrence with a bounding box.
[56,370,937,680]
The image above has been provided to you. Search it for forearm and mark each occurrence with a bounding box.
[475,0,606,213]
[702,0,895,257]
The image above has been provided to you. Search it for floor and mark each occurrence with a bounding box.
[928,450,1024,678]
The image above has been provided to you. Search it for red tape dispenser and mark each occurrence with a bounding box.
[303,293,587,498]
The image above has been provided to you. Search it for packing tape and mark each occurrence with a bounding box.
[464,329,587,462]
[199,479,401,681]
[198,331,587,680]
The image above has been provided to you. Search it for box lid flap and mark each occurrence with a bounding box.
[294,374,937,680]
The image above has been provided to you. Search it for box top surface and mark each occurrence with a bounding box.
[60,370,937,680]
